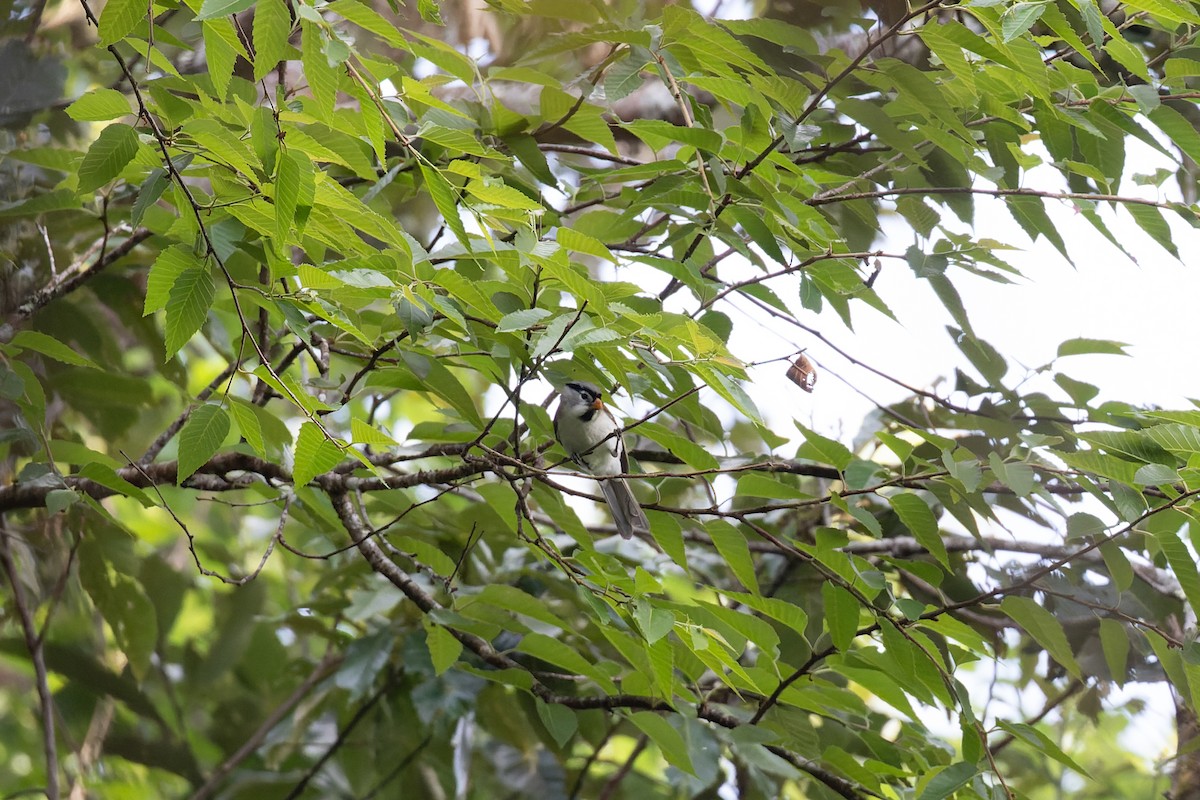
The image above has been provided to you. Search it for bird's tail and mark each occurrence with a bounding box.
[599,478,650,539]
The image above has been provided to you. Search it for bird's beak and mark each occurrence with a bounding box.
[591,398,604,411]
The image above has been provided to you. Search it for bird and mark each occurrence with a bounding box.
[553,381,650,539]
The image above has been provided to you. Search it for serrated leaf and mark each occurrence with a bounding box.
[996,721,1091,777]
[821,583,859,652]
[145,245,201,315]
[350,418,398,446]
[78,124,140,193]
[163,265,215,360]
[1000,596,1081,678]
[419,162,468,245]
[426,624,461,675]
[292,422,344,486]
[1001,1,1047,41]
[11,330,100,370]
[629,712,695,775]
[988,453,1035,496]
[1134,462,1180,486]
[495,308,552,332]
[131,168,168,228]
[557,227,615,262]
[66,89,133,122]
[80,462,153,505]
[253,0,294,79]
[706,520,759,594]
[97,0,145,45]
[228,398,265,456]
[1150,105,1200,164]
[203,19,239,97]
[1145,423,1200,456]
[301,22,338,119]
[276,148,315,241]
[1057,337,1130,357]
[468,585,568,630]
[465,179,543,211]
[1153,529,1200,615]
[888,493,949,567]
[176,404,230,483]
[634,601,675,644]
[917,761,978,800]
[1065,512,1107,539]
[1098,618,1130,685]
[534,700,577,748]
[637,422,720,472]
[794,423,853,470]
[196,0,255,20]
[418,0,443,25]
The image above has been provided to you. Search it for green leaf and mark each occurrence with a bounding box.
[822,583,859,652]
[1127,204,1179,259]
[1000,596,1081,678]
[888,493,949,567]
[66,89,133,122]
[1150,105,1200,164]
[1065,512,1107,539]
[79,539,158,679]
[917,761,978,800]
[1153,529,1200,615]
[794,423,853,470]
[629,712,695,775]
[419,162,469,245]
[465,179,543,212]
[228,398,265,456]
[1000,1,1048,41]
[634,600,676,644]
[1057,337,1130,357]
[350,418,398,447]
[253,0,294,79]
[203,19,239,97]
[534,700,577,748]
[145,245,201,315]
[292,422,344,487]
[426,624,462,675]
[97,0,144,45]
[1098,618,1130,685]
[196,0,255,21]
[131,168,168,228]
[393,537,453,575]
[517,633,609,684]
[417,0,443,25]
[275,148,316,241]
[706,520,759,594]
[176,404,230,484]
[163,265,216,360]
[301,22,338,119]
[11,330,100,370]
[1134,462,1180,486]
[988,453,1035,497]
[78,124,140,193]
[996,720,1091,777]
[467,585,568,630]
[637,422,721,471]
[1145,423,1200,456]
[495,308,552,332]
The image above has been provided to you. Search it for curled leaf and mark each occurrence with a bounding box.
[786,353,817,393]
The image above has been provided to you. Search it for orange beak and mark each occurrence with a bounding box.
[591,398,604,411]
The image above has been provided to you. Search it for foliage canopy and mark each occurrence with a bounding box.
[1,0,1199,797]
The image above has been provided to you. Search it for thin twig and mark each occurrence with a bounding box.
[0,523,59,799]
